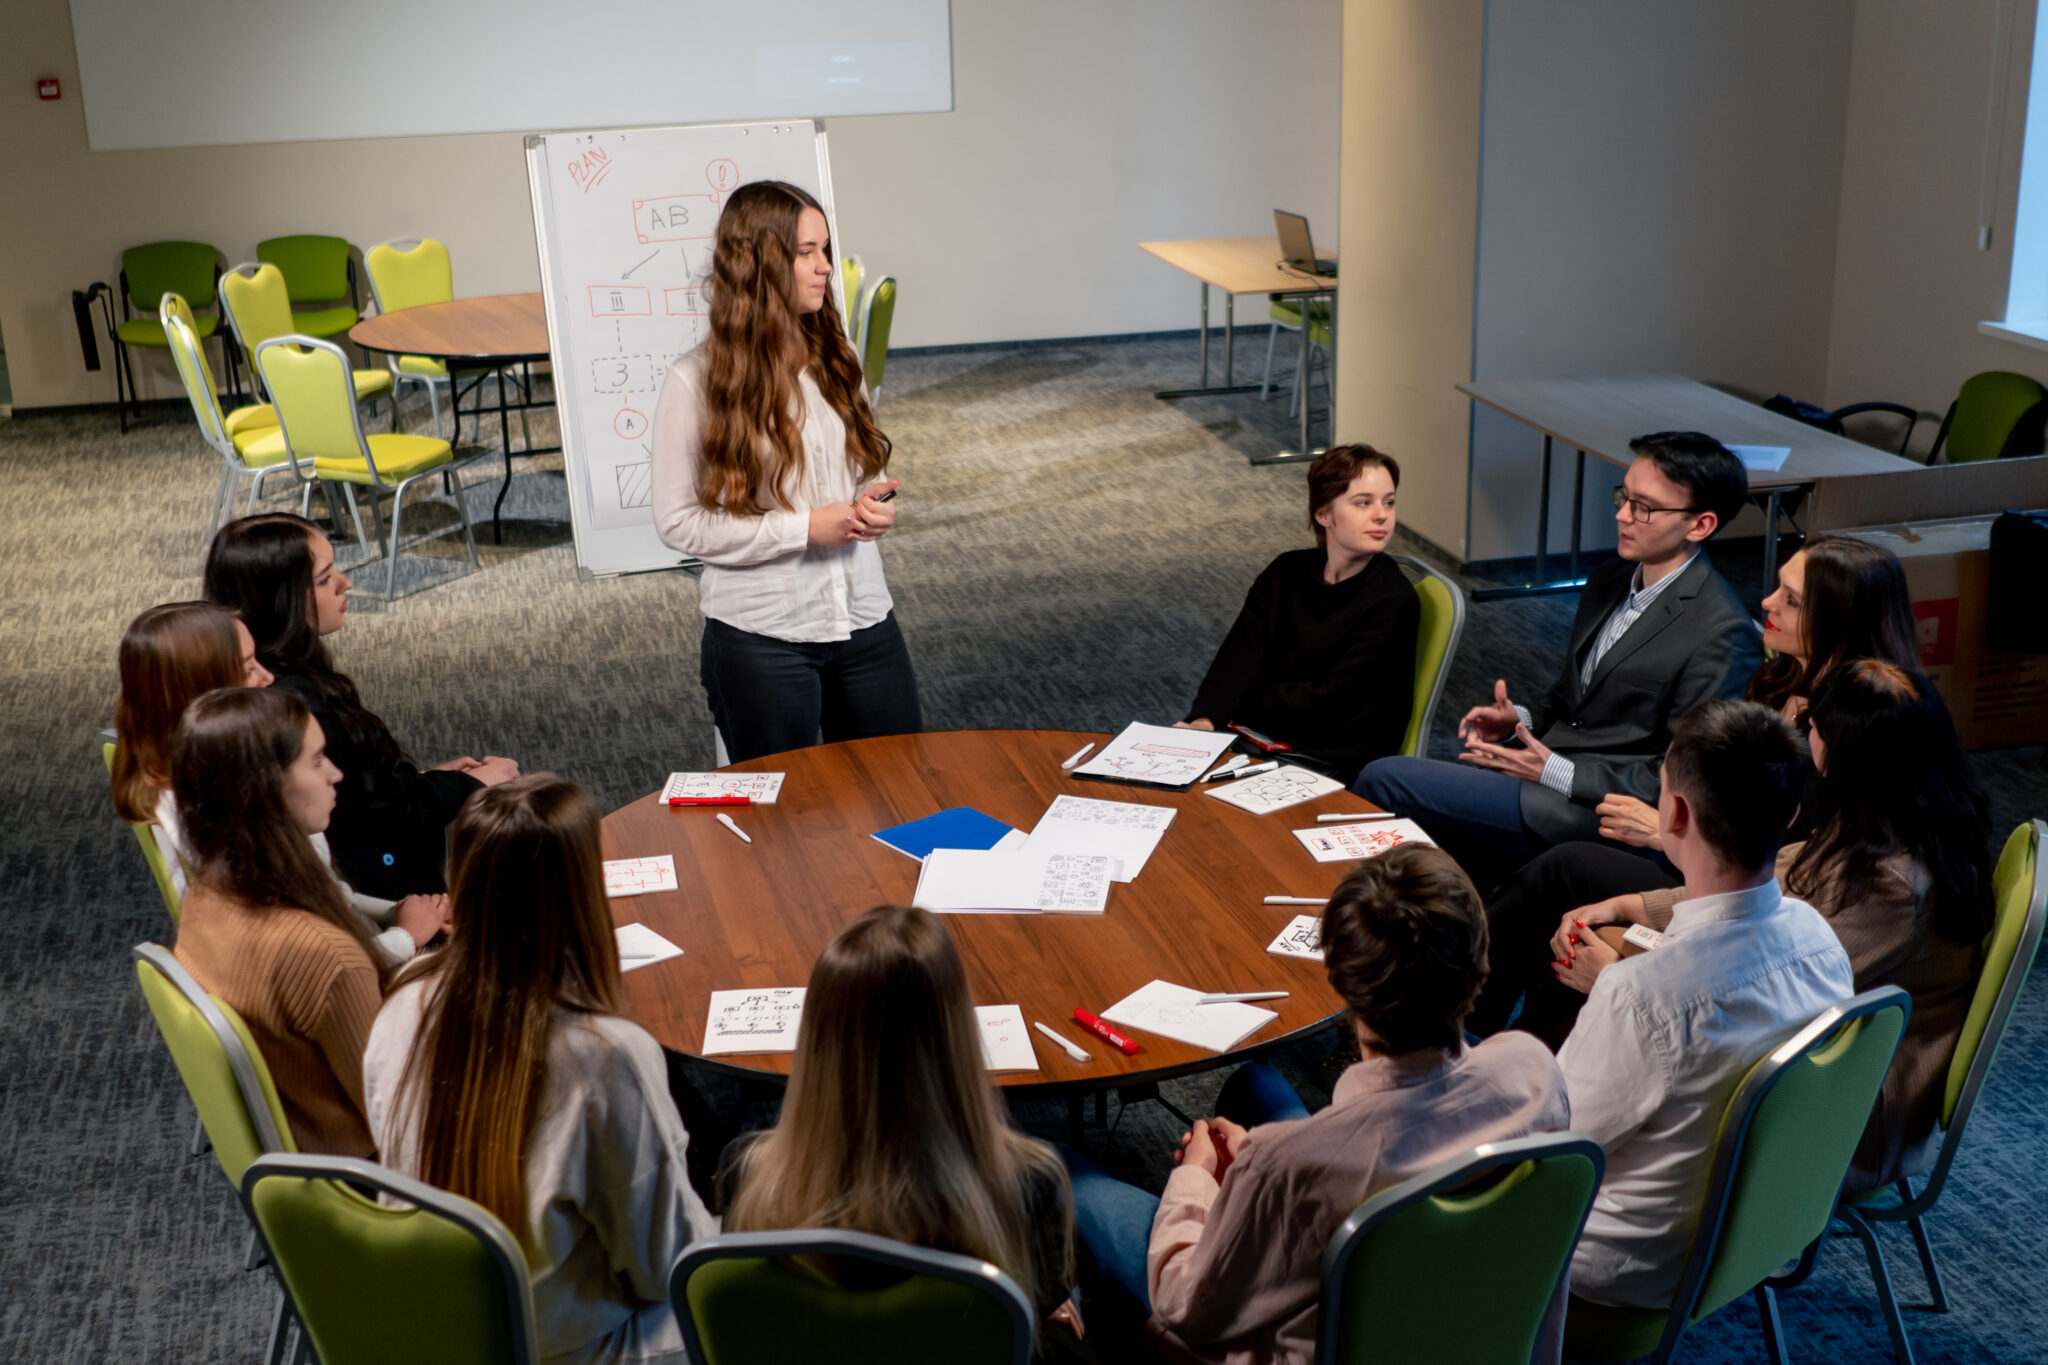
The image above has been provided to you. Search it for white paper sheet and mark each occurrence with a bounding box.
[701,987,805,1055]
[1099,979,1278,1052]
[615,922,685,971]
[1071,721,1237,788]
[603,854,678,897]
[913,848,1115,914]
[975,1004,1039,1073]
[1267,914,1326,961]
[1292,818,1437,863]
[1726,444,1792,473]
[662,771,785,803]
[1206,765,1344,816]
[1026,794,1176,882]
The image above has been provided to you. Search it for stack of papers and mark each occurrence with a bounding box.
[662,771,785,803]
[1026,794,1176,882]
[702,987,805,1055]
[914,848,1115,914]
[615,923,685,971]
[1100,979,1278,1052]
[975,1004,1039,1073]
[1207,765,1344,815]
[1292,819,1436,863]
[603,855,678,897]
[1071,721,1237,790]
[872,808,1025,862]
[1267,914,1325,961]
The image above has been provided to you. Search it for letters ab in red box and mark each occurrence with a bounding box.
[38,78,62,100]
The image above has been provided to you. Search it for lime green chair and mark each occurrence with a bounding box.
[840,254,866,350]
[1566,986,1911,1365]
[1925,371,2048,464]
[673,1229,1033,1365]
[1315,1134,1603,1364]
[132,942,303,1365]
[222,263,395,425]
[364,237,477,439]
[856,276,897,406]
[255,235,361,341]
[113,240,227,433]
[100,734,182,921]
[243,1153,541,1365]
[1391,556,1468,759]
[1260,297,1332,420]
[161,293,292,538]
[257,334,481,600]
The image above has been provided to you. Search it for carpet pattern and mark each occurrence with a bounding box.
[1,334,2043,1362]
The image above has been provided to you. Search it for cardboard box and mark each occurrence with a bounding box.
[1838,514,2048,751]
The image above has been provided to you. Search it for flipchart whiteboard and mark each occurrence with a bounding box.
[525,121,845,576]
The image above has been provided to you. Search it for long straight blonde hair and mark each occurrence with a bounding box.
[726,905,1069,1307]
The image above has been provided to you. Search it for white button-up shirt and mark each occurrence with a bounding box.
[649,350,893,644]
[1558,880,1854,1309]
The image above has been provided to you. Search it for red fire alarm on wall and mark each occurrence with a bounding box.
[38,78,62,100]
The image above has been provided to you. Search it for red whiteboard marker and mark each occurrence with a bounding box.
[1073,1008,1140,1055]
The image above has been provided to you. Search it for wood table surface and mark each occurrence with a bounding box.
[349,292,551,363]
[602,729,1362,1091]
[1139,237,1338,297]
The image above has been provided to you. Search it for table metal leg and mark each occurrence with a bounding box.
[1536,435,1552,579]
[492,363,514,544]
[1155,282,1274,400]
[1762,489,1784,592]
[1224,293,1234,386]
[1471,431,1593,600]
[1199,284,1209,389]
[1569,447,1586,580]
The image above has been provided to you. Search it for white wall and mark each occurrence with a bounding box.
[0,0,1339,410]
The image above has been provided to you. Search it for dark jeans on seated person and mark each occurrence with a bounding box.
[1063,1063,1313,1326]
[1353,756,1608,888]
[701,612,923,764]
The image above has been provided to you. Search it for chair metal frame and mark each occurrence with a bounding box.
[671,1227,1035,1365]
[1318,1133,1605,1364]
[1391,555,1468,759]
[241,1153,541,1365]
[160,296,291,540]
[1258,298,1331,419]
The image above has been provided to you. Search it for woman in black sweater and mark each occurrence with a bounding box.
[1181,444,1419,784]
[204,514,520,899]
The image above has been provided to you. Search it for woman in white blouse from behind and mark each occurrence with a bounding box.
[363,774,716,1365]
[648,179,920,762]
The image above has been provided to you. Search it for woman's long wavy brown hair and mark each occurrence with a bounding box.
[112,601,244,824]
[695,180,889,513]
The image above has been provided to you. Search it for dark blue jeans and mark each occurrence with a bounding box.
[700,612,922,763]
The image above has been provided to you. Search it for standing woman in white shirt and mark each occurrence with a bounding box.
[650,180,919,761]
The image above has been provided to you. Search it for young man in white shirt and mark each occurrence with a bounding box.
[1556,699,1853,1312]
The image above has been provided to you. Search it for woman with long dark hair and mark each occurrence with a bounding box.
[204,512,519,899]
[171,687,386,1156]
[363,775,715,1365]
[648,180,920,762]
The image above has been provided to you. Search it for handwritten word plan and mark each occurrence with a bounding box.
[702,987,805,1055]
[1100,979,1278,1052]
[914,849,1115,915]
[662,771,785,803]
[1267,914,1326,961]
[975,1005,1039,1073]
[603,854,678,897]
[1026,794,1176,882]
[1292,819,1437,864]
[1072,722,1236,789]
[1207,765,1344,816]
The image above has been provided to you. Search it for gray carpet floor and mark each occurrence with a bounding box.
[2,333,2044,1362]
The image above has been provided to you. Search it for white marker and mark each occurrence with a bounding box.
[1263,895,1328,906]
[715,812,752,844]
[1223,760,1279,780]
[1317,811,1400,823]
[1061,742,1097,769]
[1033,1020,1091,1062]
[1202,754,1250,781]
[1196,991,1289,1005]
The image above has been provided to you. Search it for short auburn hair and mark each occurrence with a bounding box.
[1320,843,1487,1054]
[1307,444,1400,549]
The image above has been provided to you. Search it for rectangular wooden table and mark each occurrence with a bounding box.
[1459,373,1924,598]
[1140,236,1339,464]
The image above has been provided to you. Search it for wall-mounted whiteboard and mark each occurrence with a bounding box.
[526,121,844,577]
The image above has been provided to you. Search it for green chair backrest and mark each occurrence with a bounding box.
[101,738,183,920]
[221,263,299,361]
[257,235,352,304]
[1394,556,1467,759]
[160,295,233,456]
[244,1153,541,1365]
[124,240,220,312]
[1944,371,2048,464]
[841,254,865,346]
[257,335,375,478]
[132,943,294,1194]
[860,277,897,398]
[364,238,455,314]
[673,1229,1033,1365]
[1942,821,2046,1125]
[1319,1134,1602,1365]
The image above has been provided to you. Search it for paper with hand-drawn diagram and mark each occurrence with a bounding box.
[1099,979,1278,1052]
[701,987,805,1055]
[603,854,678,896]
[662,771,786,803]
[1025,794,1176,882]
[1267,914,1326,961]
[913,848,1114,915]
[1291,819,1437,863]
[976,1005,1040,1073]
[1207,765,1344,816]
[1070,722,1237,789]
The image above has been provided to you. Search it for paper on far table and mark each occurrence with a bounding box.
[1727,444,1792,473]
[1267,914,1326,961]
[662,771,785,803]
[976,1004,1040,1073]
[1071,721,1237,788]
[1026,794,1176,882]
[1207,764,1344,816]
[701,987,805,1055]
[914,848,1115,914]
[1292,819,1436,863]
[1101,979,1278,1052]
[615,922,685,971]
[603,854,678,897]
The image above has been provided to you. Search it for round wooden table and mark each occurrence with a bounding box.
[349,294,558,541]
[601,730,1370,1097]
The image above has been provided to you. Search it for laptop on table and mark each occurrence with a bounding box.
[1274,210,1336,277]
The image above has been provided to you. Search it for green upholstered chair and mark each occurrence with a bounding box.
[1260,297,1332,419]
[255,235,361,341]
[363,238,474,439]
[114,241,227,433]
[1565,986,1911,1365]
[161,293,291,539]
[841,254,866,350]
[100,734,181,921]
[1317,1134,1603,1365]
[256,335,481,600]
[672,1228,1034,1365]
[132,943,303,1365]
[1926,371,2048,464]
[1828,820,2046,1364]
[242,1153,542,1365]
[222,264,395,425]
[857,276,897,406]
[1392,556,1468,759]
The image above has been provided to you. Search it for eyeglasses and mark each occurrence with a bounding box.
[1612,488,1700,524]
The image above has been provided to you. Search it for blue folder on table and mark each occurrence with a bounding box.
[871,807,1018,862]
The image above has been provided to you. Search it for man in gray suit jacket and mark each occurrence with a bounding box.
[1356,432,1761,876]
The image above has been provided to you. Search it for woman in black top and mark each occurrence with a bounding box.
[1180,444,1419,784]
[204,514,520,899]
